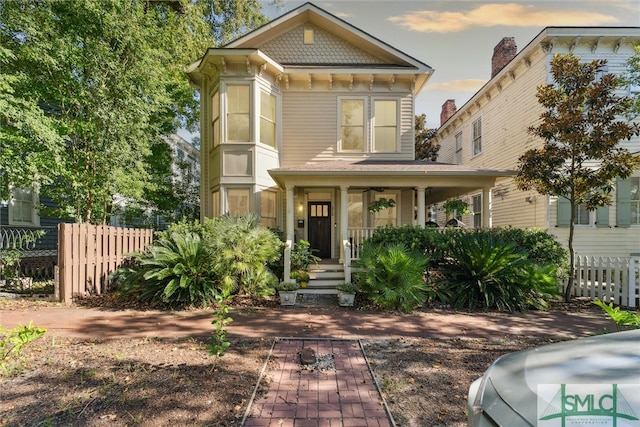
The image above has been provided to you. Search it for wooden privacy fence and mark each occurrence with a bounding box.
[57,223,154,304]
[572,256,640,308]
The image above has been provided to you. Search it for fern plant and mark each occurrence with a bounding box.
[355,243,429,312]
[593,300,640,331]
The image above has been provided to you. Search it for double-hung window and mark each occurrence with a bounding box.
[260,191,277,228]
[373,99,397,152]
[260,91,276,148]
[472,118,482,156]
[472,195,482,228]
[574,204,592,226]
[9,188,39,226]
[454,132,462,164]
[227,85,250,142]
[339,98,365,152]
[212,91,220,147]
[227,188,250,216]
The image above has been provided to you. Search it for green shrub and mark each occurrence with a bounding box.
[118,231,217,308]
[436,231,559,311]
[367,225,451,267]
[355,243,430,312]
[206,214,283,296]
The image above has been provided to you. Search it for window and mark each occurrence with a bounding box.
[373,100,397,152]
[347,193,363,228]
[373,193,397,227]
[260,191,276,228]
[303,28,314,44]
[211,190,220,217]
[454,132,462,164]
[340,99,365,152]
[574,204,592,226]
[227,188,250,216]
[227,85,250,142]
[472,118,482,156]
[472,195,482,228]
[212,91,220,147]
[9,188,39,226]
[260,91,276,148]
[631,177,639,225]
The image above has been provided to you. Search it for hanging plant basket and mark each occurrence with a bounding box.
[368,198,396,213]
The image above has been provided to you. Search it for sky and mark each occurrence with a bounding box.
[261,0,640,129]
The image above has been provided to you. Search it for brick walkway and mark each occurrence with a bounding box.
[244,339,392,427]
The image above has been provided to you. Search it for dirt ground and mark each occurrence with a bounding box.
[0,298,601,426]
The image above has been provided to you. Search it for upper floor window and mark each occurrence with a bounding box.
[373,100,398,152]
[340,98,365,152]
[260,91,276,148]
[454,132,462,164]
[472,118,482,156]
[212,91,220,147]
[227,85,250,142]
[9,188,39,226]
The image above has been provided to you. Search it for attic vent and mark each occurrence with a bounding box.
[304,28,314,44]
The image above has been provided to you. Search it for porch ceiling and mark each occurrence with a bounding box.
[268,160,515,202]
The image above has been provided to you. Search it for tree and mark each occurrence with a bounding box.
[0,0,267,224]
[515,53,640,302]
[414,114,439,161]
[623,45,640,118]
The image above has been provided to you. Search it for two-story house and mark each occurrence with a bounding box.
[186,2,513,281]
[434,27,640,257]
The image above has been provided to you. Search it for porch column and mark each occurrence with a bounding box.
[416,187,426,227]
[340,185,351,283]
[285,186,295,281]
[483,187,492,228]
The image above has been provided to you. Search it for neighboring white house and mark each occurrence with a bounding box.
[433,27,640,257]
[186,2,513,281]
[110,133,200,228]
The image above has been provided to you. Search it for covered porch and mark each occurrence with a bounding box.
[269,160,515,285]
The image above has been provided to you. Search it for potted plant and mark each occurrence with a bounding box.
[291,240,321,272]
[336,282,357,307]
[276,281,299,306]
[293,270,310,288]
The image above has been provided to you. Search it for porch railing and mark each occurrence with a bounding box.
[347,228,376,260]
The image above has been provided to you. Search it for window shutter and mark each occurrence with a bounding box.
[557,196,570,227]
[595,206,609,227]
[616,178,631,228]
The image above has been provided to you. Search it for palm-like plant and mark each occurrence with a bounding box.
[437,232,558,311]
[356,243,429,312]
[207,214,283,296]
[119,231,217,308]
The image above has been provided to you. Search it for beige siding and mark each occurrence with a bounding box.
[281,90,415,166]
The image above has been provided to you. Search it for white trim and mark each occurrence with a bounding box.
[337,96,368,153]
[371,97,400,153]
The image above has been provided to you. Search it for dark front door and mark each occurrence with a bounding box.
[308,202,331,259]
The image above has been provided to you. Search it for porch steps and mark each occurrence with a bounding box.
[298,260,344,295]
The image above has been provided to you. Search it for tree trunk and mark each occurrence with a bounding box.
[564,199,576,302]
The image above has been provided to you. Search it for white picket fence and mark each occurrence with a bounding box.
[572,256,640,308]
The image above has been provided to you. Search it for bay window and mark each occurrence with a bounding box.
[227,85,250,142]
[260,91,276,148]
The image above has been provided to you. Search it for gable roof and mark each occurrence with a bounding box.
[227,2,432,72]
[437,26,640,134]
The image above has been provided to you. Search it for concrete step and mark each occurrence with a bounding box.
[297,288,338,295]
[310,271,344,280]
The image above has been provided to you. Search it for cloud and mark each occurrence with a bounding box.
[387,3,619,33]
[427,79,487,92]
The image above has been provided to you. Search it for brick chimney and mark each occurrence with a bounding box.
[491,37,517,78]
[440,99,457,126]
